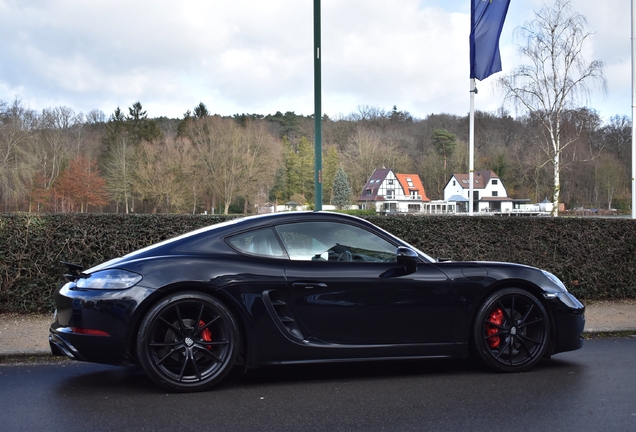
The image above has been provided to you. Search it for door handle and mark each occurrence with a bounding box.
[292,282,327,289]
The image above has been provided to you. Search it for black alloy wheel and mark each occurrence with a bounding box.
[473,288,550,372]
[137,292,239,392]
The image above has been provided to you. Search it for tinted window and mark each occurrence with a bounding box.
[227,228,286,258]
[275,222,397,262]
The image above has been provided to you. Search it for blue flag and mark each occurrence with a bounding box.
[470,0,511,81]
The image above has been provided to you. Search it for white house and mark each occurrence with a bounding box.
[539,198,554,213]
[444,170,515,213]
[359,168,429,213]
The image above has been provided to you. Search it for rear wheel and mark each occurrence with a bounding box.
[473,288,549,372]
[137,292,239,392]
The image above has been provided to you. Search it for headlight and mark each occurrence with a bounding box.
[557,291,584,309]
[75,269,142,290]
[541,270,568,291]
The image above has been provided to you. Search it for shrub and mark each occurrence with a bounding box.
[1,213,634,313]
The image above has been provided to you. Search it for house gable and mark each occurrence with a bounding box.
[444,170,508,200]
[359,169,429,213]
[395,173,430,202]
[359,168,391,201]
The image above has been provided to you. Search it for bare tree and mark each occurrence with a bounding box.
[344,128,411,195]
[498,0,606,215]
[86,109,106,125]
[0,99,38,211]
[416,152,447,200]
[135,137,193,213]
[596,154,627,211]
[239,119,280,213]
[37,106,76,197]
[185,116,279,214]
[101,108,136,213]
[102,134,135,213]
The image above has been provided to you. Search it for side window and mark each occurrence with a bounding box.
[275,222,397,262]
[226,228,286,258]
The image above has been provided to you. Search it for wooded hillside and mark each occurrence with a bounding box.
[1,99,632,214]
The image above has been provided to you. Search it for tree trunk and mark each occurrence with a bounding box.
[551,151,560,217]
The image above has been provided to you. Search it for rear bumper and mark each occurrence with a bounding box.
[49,282,156,366]
[49,331,87,361]
[49,325,131,365]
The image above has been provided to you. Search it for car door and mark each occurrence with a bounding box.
[276,221,460,345]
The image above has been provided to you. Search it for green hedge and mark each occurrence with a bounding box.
[0,214,233,314]
[1,213,635,313]
[368,216,636,301]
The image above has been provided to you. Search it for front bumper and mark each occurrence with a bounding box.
[551,291,586,354]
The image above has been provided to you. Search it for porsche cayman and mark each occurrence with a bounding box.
[49,212,585,392]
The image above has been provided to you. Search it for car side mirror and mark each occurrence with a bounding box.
[397,247,419,268]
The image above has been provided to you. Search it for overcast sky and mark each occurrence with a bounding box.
[0,0,630,122]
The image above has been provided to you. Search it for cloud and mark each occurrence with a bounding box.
[0,0,630,121]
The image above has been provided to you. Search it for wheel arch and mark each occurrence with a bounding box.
[467,279,557,355]
[126,281,250,367]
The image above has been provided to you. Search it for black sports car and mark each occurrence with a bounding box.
[50,211,585,392]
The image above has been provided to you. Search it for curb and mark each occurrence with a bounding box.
[2,330,635,363]
[0,350,55,363]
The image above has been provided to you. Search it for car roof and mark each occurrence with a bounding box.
[102,212,372,260]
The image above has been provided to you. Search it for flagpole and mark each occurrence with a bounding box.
[469,0,510,216]
[314,0,323,211]
[469,78,476,215]
[632,0,636,218]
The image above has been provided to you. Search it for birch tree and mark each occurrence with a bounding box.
[498,0,605,215]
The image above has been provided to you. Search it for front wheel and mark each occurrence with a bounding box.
[137,292,239,392]
[473,288,550,372]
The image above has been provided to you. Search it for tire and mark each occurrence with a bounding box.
[473,288,550,373]
[137,292,239,392]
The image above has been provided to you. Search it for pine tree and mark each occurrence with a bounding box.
[193,102,209,119]
[127,101,163,143]
[432,129,456,170]
[332,167,352,209]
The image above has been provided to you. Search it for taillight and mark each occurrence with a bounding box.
[70,327,110,336]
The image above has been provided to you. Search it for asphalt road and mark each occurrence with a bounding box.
[1,338,635,432]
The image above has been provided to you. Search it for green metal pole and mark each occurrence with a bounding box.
[314,0,323,211]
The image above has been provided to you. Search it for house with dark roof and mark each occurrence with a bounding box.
[359,168,429,213]
[444,170,525,213]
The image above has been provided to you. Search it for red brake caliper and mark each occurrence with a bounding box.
[486,308,504,348]
[199,320,212,349]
